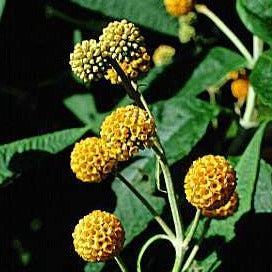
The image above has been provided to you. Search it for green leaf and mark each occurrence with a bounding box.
[236,0,272,46]
[84,262,105,272]
[197,251,221,272]
[0,0,6,21]
[64,94,105,132]
[0,126,89,186]
[151,97,220,164]
[196,122,267,243]
[68,0,178,36]
[250,50,272,109]
[178,47,246,98]
[254,159,272,213]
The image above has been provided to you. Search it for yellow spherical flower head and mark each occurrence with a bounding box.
[202,191,239,219]
[72,210,125,262]
[99,19,151,83]
[69,39,107,83]
[100,105,156,161]
[231,77,249,100]
[184,155,236,210]
[164,0,194,17]
[152,45,176,67]
[70,137,118,183]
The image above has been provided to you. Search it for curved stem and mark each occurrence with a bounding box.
[240,36,263,129]
[116,173,175,238]
[195,4,254,68]
[182,209,201,251]
[137,234,173,272]
[115,255,129,272]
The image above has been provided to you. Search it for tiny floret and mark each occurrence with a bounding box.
[69,39,107,82]
[72,210,125,262]
[202,191,239,219]
[152,45,176,67]
[231,78,249,100]
[164,0,194,17]
[184,155,236,210]
[70,137,117,183]
[100,105,156,161]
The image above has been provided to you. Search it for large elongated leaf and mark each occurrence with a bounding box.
[0,126,89,186]
[254,159,272,213]
[250,50,272,109]
[237,0,272,46]
[68,0,178,36]
[178,47,246,98]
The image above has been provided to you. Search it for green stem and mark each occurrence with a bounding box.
[111,59,184,241]
[240,36,263,129]
[116,173,175,238]
[195,4,254,68]
[182,209,201,251]
[181,219,211,272]
[107,58,144,109]
[45,5,103,31]
[159,158,184,241]
[114,255,129,272]
[137,234,173,272]
[172,246,184,272]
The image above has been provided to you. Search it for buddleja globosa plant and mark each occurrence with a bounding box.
[1,0,272,271]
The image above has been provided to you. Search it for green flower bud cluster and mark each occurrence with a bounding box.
[178,12,197,43]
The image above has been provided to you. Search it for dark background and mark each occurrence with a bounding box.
[0,0,271,271]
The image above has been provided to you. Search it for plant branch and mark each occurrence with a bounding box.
[116,173,174,238]
[182,209,201,250]
[115,255,129,272]
[181,219,211,272]
[240,36,263,128]
[137,234,173,272]
[195,4,254,68]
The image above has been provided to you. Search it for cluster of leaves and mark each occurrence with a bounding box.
[1,0,272,271]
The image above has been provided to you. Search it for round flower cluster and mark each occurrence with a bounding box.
[99,19,151,83]
[202,191,239,219]
[152,45,176,67]
[100,105,156,161]
[69,20,151,84]
[164,0,194,17]
[70,137,118,183]
[184,155,236,210]
[69,39,107,82]
[72,210,125,262]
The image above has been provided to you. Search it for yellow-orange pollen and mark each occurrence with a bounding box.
[100,105,156,161]
[184,155,236,210]
[231,77,249,100]
[72,210,125,262]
